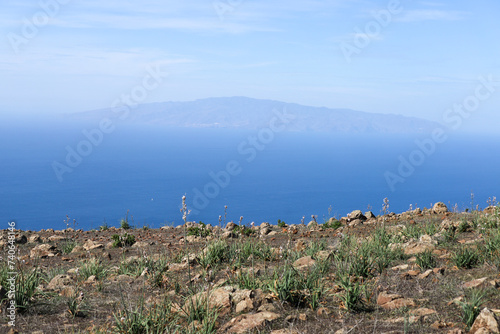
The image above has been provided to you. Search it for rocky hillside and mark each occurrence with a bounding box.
[1,203,500,333]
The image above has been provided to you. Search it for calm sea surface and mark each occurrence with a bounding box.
[1,121,499,231]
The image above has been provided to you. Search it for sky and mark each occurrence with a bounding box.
[1,0,499,132]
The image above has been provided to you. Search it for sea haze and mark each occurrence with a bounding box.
[1,120,499,231]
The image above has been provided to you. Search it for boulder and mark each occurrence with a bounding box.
[83,239,104,251]
[30,244,60,258]
[47,275,73,291]
[293,256,316,271]
[469,308,499,334]
[432,202,449,214]
[220,311,280,333]
[377,291,415,310]
[349,210,367,221]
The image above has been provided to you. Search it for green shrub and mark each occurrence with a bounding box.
[112,233,136,248]
[61,240,77,254]
[458,290,484,330]
[323,219,342,230]
[187,222,211,238]
[14,267,44,312]
[452,247,481,269]
[277,219,286,228]
[337,270,366,313]
[114,297,181,334]
[78,257,108,281]
[198,240,230,269]
[416,250,437,270]
[120,219,131,230]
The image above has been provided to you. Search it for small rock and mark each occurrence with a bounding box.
[307,220,318,228]
[469,308,499,334]
[28,234,41,243]
[463,277,488,289]
[220,311,280,334]
[235,299,254,313]
[30,244,60,258]
[260,227,271,235]
[47,275,73,290]
[392,264,409,271]
[225,222,237,231]
[82,239,104,251]
[432,202,449,214]
[411,307,437,317]
[292,256,316,271]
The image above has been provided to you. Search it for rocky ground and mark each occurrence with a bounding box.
[1,202,500,334]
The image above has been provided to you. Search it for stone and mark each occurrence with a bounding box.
[417,269,433,279]
[349,210,367,221]
[70,245,84,254]
[48,235,66,242]
[392,264,409,271]
[82,239,104,251]
[293,256,316,270]
[433,202,449,214]
[377,291,402,306]
[307,220,318,228]
[220,311,280,333]
[221,231,238,239]
[270,330,300,334]
[132,241,149,248]
[260,227,272,236]
[30,244,60,258]
[28,234,41,243]
[47,275,73,290]
[14,234,27,244]
[484,206,497,214]
[469,308,499,334]
[411,307,437,317]
[295,239,307,252]
[463,277,488,289]
[316,250,332,261]
[377,291,415,310]
[225,222,237,231]
[365,211,376,219]
[348,219,363,227]
[382,298,416,310]
[403,234,437,255]
[235,298,254,313]
[60,286,76,298]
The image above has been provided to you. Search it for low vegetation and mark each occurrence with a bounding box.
[1,201,500,333]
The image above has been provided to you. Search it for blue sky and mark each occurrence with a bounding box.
[1,0,499,132]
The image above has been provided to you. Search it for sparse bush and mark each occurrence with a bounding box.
[14,267,44,312]
[452,247,481,269]
[305,240,327,257]
[187,221,211,238]
[112,233,136,248]
[337,270,367,313]
[114,296,181,334]
[120,219,131,230]
[323,219,342,230]
[458,290,484,330]
[78,257,108,281]
[61,240,77,254]
[198,240,230,269]
[277,219,286,228]
[416,250,437,270]
[179,293,219,334]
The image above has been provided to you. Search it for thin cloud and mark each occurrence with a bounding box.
[396,10,465,22]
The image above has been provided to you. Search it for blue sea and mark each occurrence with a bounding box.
[1,119,499,231]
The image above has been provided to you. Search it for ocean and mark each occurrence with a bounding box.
[1,120,499,231]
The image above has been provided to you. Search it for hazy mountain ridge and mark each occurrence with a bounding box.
[72,96,442,133]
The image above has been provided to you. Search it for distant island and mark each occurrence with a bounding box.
[71,96,443,134]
